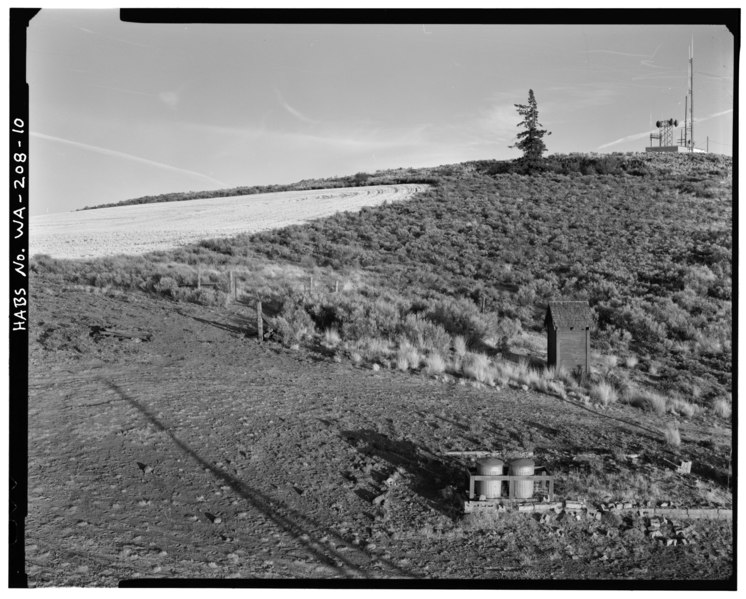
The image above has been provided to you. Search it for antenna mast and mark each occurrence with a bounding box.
[689,37,694,151]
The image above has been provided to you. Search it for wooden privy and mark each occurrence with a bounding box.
[544,301,593,375]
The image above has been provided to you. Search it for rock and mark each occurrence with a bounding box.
[371,364,380,372]
[521,385,529,391]
[385,473,401,487]
[373,494,386,506]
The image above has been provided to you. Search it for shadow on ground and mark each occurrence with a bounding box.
[341,429,466,521]
[102,379,419,580]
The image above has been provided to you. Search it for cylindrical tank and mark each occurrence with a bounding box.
[476,458,504,499]
[510,458,535,499]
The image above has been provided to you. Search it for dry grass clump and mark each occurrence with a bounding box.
[712,398,732,419]
[447,355,463,375]
[396,342,421,371]
[462,352,493,384]
[323,328,341,348]
[626,389,698,419]
[425,352,447,376]
[493,360,516,381]
[545,380,566,398]
[627,389,667,416]
[667,396,698,419]
[541,365,574,387]
[663,421,681,447]
[361,337,391,358]
[624,355,639,369]
[600,354,618,369]
[452,335,467,357]
[590,381,618,407]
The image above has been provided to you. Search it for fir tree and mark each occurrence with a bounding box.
[510,89,551,170]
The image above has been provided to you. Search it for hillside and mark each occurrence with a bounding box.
[28,151,733,584]
[34,152,733,408]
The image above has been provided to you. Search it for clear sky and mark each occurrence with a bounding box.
[27,11,734,215]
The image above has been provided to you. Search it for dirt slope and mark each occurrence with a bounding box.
[26,275,733,585]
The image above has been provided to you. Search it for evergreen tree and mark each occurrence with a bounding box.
[510,89,551,169]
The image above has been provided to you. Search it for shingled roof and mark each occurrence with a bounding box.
[545,301,593,329]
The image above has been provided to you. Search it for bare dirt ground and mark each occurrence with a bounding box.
[26,274,733,585]
[29,184,428,260]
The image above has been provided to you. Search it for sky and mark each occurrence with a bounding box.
[27,11,735,215]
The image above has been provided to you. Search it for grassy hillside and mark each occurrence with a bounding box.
[33,152,732,417]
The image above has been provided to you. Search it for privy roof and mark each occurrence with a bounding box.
[545,301,593,329]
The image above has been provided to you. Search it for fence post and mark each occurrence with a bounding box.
[229,270,235,299]
[197,269,201,290]
[257,300,263,343]
[335,280,339,293]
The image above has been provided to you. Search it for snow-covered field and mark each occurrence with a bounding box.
[30,184,428,260]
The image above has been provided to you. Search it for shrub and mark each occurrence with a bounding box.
[627,389,667,416]
[324,328,341,347]
[396,342,421,371]
[546,380,566,397]
[400,313,451,354]
[357,337,392,362]
[663,422,681,447]
[154,275,179,297]
[426,299,501,346]
[452,335,467,357]
[272,316,295,346]
[425,352,447,376]
[179,287,221,306]
[624,355,639,369]
[590,381,618,407]
[517,366,541,389]
[462,352,492,384]
[712,398,732,419]
[667,396,698,419]
[542,365,570,382]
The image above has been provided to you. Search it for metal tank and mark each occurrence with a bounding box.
[510,458,535,499]
[476,458,504,499]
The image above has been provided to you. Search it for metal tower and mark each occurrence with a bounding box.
[650,118,678,147]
